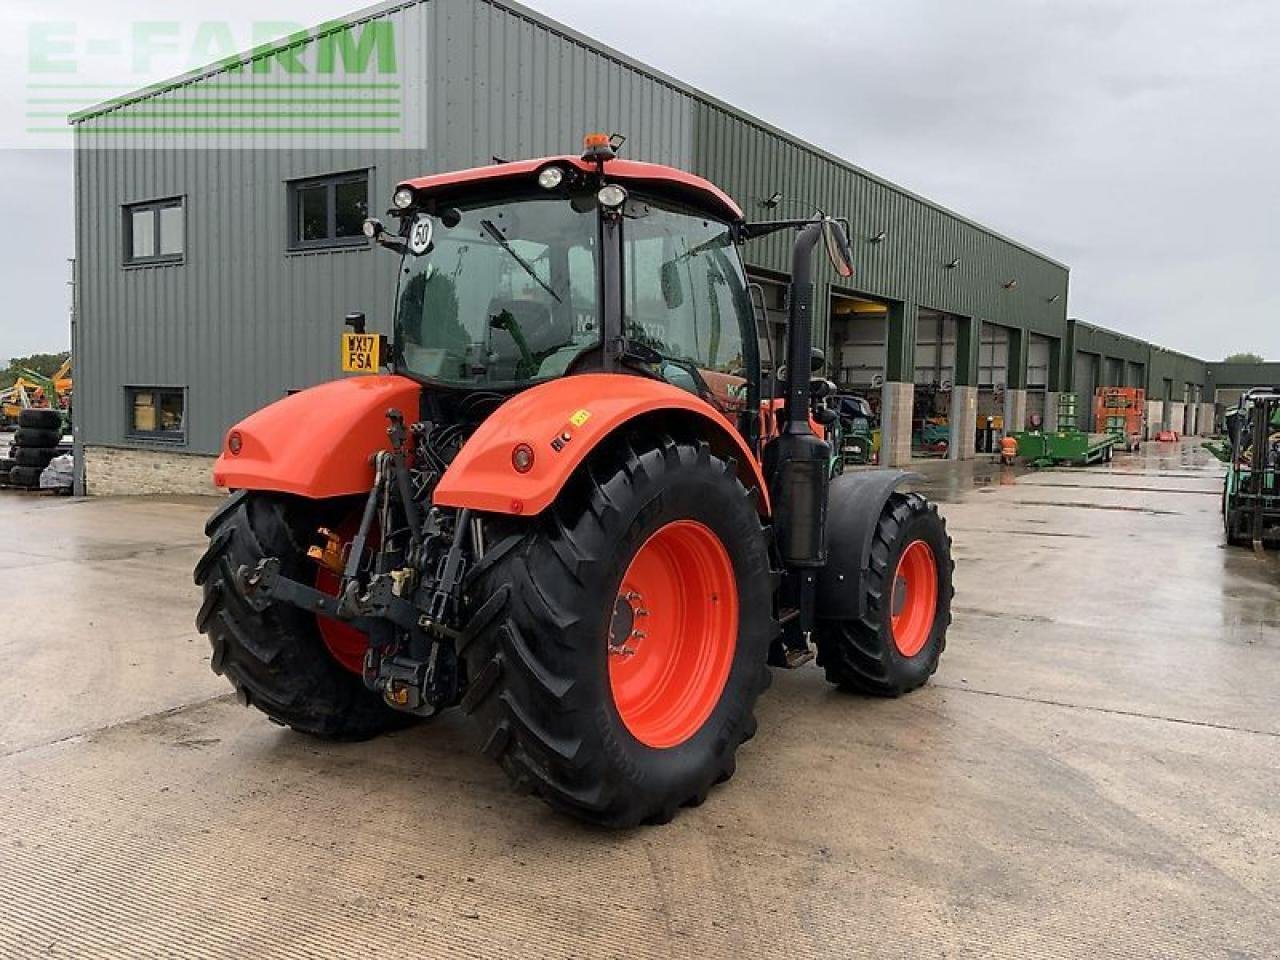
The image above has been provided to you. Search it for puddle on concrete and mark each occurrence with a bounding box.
[1018,482,1219,496]
[1008,500,1181,516]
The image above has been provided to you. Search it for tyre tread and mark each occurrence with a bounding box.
[458,433,775,827]
[194,493,412,740]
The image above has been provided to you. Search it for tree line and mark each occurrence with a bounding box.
[0,352,71,390]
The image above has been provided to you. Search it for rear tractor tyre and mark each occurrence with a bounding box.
[194,491,413,740]
[17,408,61,431]
[459,435,776,828]
[814,492,953,696]
[14,446,57,469]
[7,465,43,488]
[14,427,61,448]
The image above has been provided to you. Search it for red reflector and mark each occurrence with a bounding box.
[511,443,535,473]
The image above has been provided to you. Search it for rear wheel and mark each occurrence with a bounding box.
[814,492,953,695]
[194,491,412,739]
[459,434,775,827]
[1223,483,1248,547]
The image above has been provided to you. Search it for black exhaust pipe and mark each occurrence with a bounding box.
[763,221,830,568]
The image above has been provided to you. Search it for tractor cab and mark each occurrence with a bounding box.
[364,136,760,436]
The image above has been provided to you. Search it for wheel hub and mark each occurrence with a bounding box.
[606,521,738,749]
[889,539,938,658]
[608,592,644,657]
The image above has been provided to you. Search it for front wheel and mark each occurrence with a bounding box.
[459,434,776,827]
[814,492,953,695]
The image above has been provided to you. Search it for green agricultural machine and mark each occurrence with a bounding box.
[1207,387,1280,551]
[834,394,877,468]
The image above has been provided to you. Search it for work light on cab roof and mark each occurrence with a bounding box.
[195,133,953,830]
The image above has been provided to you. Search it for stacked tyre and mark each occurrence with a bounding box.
[7,409,64,489]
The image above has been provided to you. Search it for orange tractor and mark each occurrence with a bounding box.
[195,136,953,827]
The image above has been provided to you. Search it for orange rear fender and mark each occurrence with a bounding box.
[433,374,769,516]
[213,375,420,499]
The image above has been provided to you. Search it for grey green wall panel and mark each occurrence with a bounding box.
[1206,362,1280,391]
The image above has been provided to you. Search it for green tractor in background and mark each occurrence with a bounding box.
[833,394,877,469]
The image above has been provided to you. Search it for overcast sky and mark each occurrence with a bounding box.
[0,0,1276,362]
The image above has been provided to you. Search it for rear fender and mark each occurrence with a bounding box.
[815,470,920,620]
[213,375,420,498]
[433,373,769,516]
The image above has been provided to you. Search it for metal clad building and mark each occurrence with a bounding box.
[69,0,1205,491]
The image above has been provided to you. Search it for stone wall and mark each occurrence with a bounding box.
[880,380,915,467]
[949,386,978,460]
[1003,388,1028,436]
[84,445,220,496]
[1199,402,1218,436]
[1144,401,1164,439]
[1043,392,1061,432]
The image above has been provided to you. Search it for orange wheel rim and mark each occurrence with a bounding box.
[607,520,738,749]
[890,540,938,657]
[315,565,368,674]
[314,515,370,675]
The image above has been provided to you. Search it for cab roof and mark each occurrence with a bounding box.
[397,156,744,223]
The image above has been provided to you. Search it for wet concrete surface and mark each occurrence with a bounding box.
[1,441,1277,958]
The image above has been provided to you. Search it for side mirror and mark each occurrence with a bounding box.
[660,260,685,309]
[810,347,827,374]
[822,217,854,279]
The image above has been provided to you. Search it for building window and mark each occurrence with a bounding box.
[125,199,184,265]
[126,387,186,442]
[288,171,370,250]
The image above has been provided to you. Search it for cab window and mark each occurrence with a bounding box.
[622,201,755,417]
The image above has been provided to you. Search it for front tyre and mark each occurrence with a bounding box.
[814,492,953,696]
[459,435,775,828]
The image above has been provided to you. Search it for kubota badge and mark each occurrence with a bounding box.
[341,333,380,373]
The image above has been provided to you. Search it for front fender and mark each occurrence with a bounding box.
[433,373,769,516]
[815,470,920,621]
[213,375,420,498]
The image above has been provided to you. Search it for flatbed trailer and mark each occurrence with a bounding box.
[1009,392,1116,466]
[1009,429,1117,466]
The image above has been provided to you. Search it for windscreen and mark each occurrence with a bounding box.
[394,194,600,387]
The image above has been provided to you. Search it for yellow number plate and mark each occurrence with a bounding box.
[341,333,381,373]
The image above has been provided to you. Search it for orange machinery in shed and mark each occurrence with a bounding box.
[1094,387,1145,452]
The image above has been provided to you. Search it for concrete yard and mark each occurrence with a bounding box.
[1,442,1277,958]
